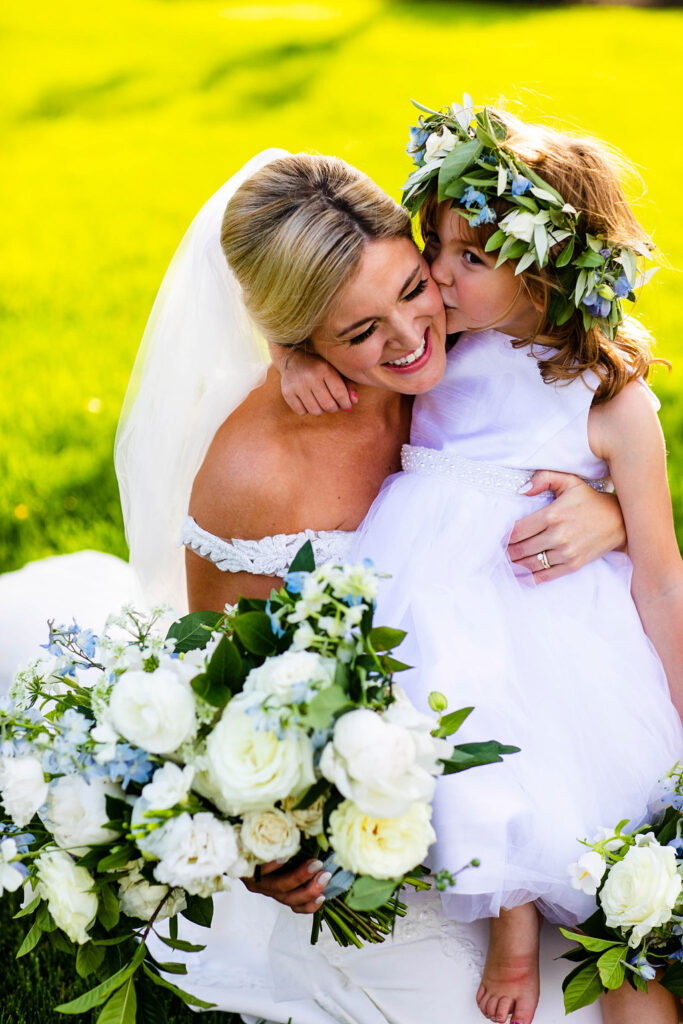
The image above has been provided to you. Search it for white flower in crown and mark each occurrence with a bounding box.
[568,851,607,895]
[424,126,458,162]
[499,209,536,244]
[451,92,474,132]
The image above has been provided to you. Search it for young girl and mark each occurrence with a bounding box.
[272,101,683,1024]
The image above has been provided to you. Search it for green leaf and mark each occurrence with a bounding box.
[149,959,187,975]
[155,933,206,954]
[438,140,483,193]
[441,740,520,774]
[190,672,231,708]
[555,237,575,268]
[574,268,589,306]
[484,229,506,253]
[574,250,605,269]
[597,945,628,990]
[661,961,683,996]
[98,883,120,931]
[166,611,223,653]
[562,961,604,1013]
[302,684,349,730]
[13,895,41,919]
[293,777,330,811]
[56,943,146,1014]
[142,965,215,1009]
[381,655,411,674]
[368,626,406,652]
[533,224,548,266]
[76,941,107,978]
[16,921,43,958]
[98,844,135,873]
[181,894,214,929]
[559,929,622,953]
[207,635,243,692]
[169,915,178,941]
[345,875,400,911]
[514,250,537,276]
[96,977,137,1024]
[35,900,57,932]
[232,612,277,656]
[432,706,473,738]
[288,540,315,573]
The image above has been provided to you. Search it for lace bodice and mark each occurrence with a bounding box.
[180,516,355,576]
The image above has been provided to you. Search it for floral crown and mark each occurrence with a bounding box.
[403,96,654,339]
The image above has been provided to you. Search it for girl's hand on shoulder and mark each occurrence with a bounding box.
[242,857,329,914]
[507,472,626,583]
[275,347,358,416]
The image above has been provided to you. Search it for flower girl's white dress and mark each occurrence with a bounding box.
[354,328,683,930]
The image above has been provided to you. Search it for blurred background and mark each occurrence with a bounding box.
[2,0,683,574]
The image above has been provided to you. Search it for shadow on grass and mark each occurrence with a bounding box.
[22,73,137,121]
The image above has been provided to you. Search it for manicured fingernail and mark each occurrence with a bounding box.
[517,480,533,494]
[317,871,332,888]
[306,859,324,874]
[314,894,325,905]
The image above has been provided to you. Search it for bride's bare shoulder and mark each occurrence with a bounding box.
[189,369,301,539]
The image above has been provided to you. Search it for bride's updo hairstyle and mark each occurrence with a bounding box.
[221,154,413,347]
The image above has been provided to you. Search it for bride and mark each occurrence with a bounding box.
[0,150,622,1022]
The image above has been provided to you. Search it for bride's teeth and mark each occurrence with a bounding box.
[387,335,427,367]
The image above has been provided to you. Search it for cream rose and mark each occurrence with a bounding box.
[0,755,48,827]
[282,794,325,837]
[41,775,122,855]
[36,850,98,945]
[329,800,436,879]
[241,808,301,862]
[600,844,682,946]
[319,708,437,818]
[203,694,315,814]
[118,864,186,921]
[109,668,197,754]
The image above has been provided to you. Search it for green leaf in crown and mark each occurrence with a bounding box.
[403,94,654,342]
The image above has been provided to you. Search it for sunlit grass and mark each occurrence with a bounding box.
[1,0,682,571]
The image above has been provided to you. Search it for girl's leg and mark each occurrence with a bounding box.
[601,979,679,1024]
[476,903,540,1024]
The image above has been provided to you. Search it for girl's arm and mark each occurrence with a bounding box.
[589,381,683,714]
[268,341,357,415]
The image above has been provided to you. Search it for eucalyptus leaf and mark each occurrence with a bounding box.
[346,875,400,911]
[533,224,548,266]
[302,684,349,730]
[514,251,537,276]
[555,237,575,268]
[438,140,483,190]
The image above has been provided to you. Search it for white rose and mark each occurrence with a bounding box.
[109,668,197,754]
[241,808,301,862]
[424,127,457,162]
[382,687,452,774]
[568,851,606,895]
[319,708,436,818]
[142,763,195,811]
[118,864,186,921]
[282,794,325,837]
[244,651,336,704]
[42,775,123,855]
[600,844,682,946]
[0,838,26,895]
[36,849,98,944]
[203,694,315,814]
[498,209,536,244]
[0,755,48,827]
[329,800,436,879]
[152,812,240,897]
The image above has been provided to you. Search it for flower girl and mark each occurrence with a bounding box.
[273,99,683,1024]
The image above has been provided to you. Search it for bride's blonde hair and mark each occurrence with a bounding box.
[221,153,412,347]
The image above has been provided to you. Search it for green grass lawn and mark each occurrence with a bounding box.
[1,0,683,1018]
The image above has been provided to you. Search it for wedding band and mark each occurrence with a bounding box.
[537,550,551,570]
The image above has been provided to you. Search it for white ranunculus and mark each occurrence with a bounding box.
[329,800,436,879]
[36,849,98,945]
[142,763,195,811]
[203,695,315,815]
[282,794,325,837]
[319,708,437,818]
[109,668,197,754]
[42,775,122,855]
[600,844,682,946]
[382,687,452,774]
[568,851,607,895]
[241,808,301,862]
[499,209,536,244]
[424,127,457,162]
[152,812,240,897]
[244,651,336,704]
[0,755,48,827]
[118,864,186,921]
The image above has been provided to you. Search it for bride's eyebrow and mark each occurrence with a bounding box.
[336,264,422,337]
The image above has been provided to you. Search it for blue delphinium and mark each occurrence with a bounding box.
[510,173,532,196]
[283,571,305,594]
[613,273,631,299]
[106,744,154,789]
[406,125,430,160]
[461,186,486,209]
[470,206,497,227]
[582,291,611,319]
[265,600,285,638]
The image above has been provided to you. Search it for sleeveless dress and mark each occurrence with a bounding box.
[353,328,683,928]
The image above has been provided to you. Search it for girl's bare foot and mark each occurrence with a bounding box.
[476,904,540,1024]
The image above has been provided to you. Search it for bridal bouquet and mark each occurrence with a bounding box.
[1,543,517,1021]
[561,763,683,1013]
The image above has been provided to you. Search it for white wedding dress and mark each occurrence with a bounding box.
[0,527,603,1024]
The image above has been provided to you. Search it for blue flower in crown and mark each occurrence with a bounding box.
[613,273,631,299]
[510,173,532,196]
[470,206,497,227]
[461,186,486,209]
[582,291,611,319]
[406,125,430,160]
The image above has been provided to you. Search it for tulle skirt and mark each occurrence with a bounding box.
[353,451,683,926]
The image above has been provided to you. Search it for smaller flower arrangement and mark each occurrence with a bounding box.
[0,543,518,1022]
[403,94,655,340]
[561,764,683,1013]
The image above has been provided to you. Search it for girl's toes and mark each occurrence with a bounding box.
[476,982,487,1009]
[510,996,536,1024]
[484,995,500,1020]
[495,996,513,1021]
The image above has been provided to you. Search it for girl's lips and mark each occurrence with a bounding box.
[383,328,433,375]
